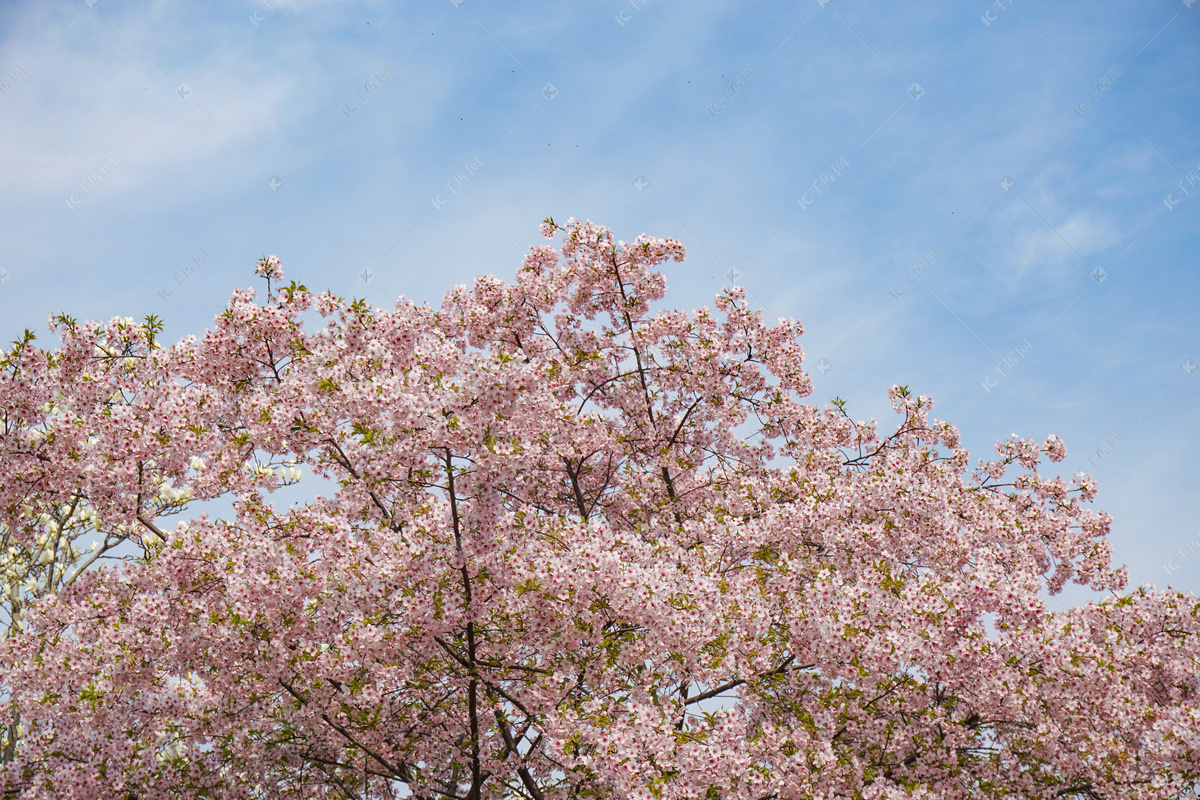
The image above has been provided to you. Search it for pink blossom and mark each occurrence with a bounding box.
[0,219,1193,800]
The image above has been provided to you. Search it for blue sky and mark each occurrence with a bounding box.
[1,0,1197,601]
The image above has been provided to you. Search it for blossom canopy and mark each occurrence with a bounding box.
[0,218,1196,800]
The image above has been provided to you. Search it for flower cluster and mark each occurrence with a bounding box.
[253,254,283,281]
[0,219,1195,800]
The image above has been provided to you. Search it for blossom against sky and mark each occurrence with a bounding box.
[0,0,1197,597]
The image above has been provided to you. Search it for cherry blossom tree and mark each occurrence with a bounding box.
[0,220,1197,800]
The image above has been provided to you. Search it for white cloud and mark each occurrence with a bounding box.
[0,14,335,209]
[1006,211,1122,281]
